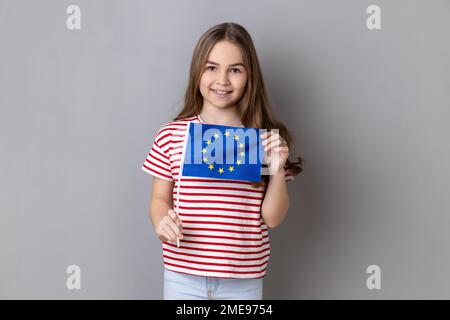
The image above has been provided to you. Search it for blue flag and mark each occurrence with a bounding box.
[181,123,264,182]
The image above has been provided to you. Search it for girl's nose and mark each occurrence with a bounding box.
[217,70,230,85]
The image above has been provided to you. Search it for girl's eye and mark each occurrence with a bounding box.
[205,66,242,73]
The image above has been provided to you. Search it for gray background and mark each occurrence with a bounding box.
[1,0,449,299]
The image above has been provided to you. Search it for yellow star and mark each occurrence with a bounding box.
[236,159,242,165]
[224,131,230,137]
[206,139,212,145]
[240,151,245,157]
[218,168,224,174]
[202,148,207,154]
[228,166,234,172]
[208,163,214,170]
[214,132,220,139]
[203,157,209,163]
[239,143,244,149]
[234,135,239,141]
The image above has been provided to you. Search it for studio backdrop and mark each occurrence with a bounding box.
[1,0,449,299]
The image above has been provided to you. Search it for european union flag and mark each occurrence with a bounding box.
[181,123,265,182]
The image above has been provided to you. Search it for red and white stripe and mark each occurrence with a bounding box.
[142,115,295,279]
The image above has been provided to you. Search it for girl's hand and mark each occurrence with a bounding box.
[155,209,184,243]
[261,131,289,175]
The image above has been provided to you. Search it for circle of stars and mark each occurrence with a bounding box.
[202,130,246,175]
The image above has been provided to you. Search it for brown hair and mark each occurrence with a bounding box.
[174,22,304,187]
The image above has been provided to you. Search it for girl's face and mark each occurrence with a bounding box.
[199,40,248,110]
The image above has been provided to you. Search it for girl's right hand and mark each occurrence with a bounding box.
[155,209,184,243]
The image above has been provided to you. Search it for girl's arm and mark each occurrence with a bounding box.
[260,131,291,229]
[149,177,183,242]
[261,169,290,228]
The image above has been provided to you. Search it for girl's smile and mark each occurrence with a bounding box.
[210,88,233,98]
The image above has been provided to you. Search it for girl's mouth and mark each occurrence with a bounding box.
[211,89,232,98]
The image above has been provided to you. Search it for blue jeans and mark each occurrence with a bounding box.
[163,268,264,300]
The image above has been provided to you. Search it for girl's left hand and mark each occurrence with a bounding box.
[261,131,289,175]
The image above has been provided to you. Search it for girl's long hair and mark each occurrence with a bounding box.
[174,22,304,187]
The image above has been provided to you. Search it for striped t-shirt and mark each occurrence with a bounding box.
[142,114,294,279]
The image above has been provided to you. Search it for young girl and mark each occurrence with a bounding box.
[142,22,303,300]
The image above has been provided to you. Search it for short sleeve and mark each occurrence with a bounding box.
[141,127,173,181]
